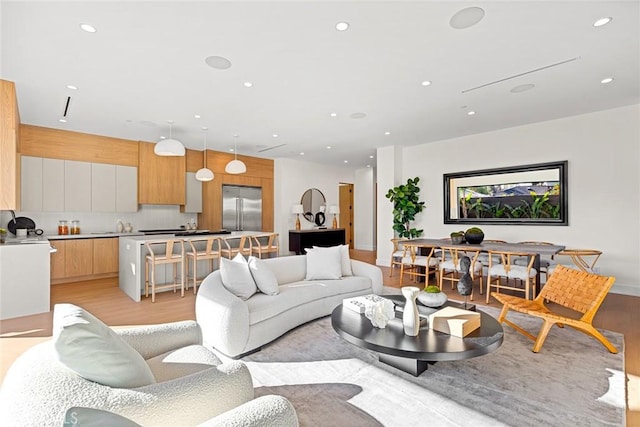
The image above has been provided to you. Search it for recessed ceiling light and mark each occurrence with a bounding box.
[300,152,305,156]
[600,77,614,84]
[450,7,485,30]
[229,148,235,152]
[59,118,67,123]
[421,81,432,86]
[80,23,96,33]
[272,134,278,138]
[350,112,367,119]
[336,22,349,31]
[343,160,349,163]
[384,131,391,135]
[366,165,371,168]
[326,146,332,149]
[593,17,612,27]
[369,155,374,159]
[510,83,535,93]
[159,136,166,140]
[243,82,253,88]
[467,111,476,116]
[205,55,232,70]
[194,114,201,119]
[67,85,78,90]
[330,113,337,117]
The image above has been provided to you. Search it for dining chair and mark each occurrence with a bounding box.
[389,238,409,277]
[186,237,222,293]
[399,243,439,286]
[220,235,252,259]
[144,239,185,303]
[476,239,507,268]
[486,250,537,303]
[515,241,556,283]
[493,265,617,353]
[250,233,279,258]
[548,249,602,276]
[438,247,483,299]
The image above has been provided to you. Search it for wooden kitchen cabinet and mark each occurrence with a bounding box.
[183,172,203,213]
[65,239,94,277]
[93,238,119,275]
[43,158,65,212]
[0,80,20,210]
[49,240,66,280]
[91,163,116,212]
[21,156,43,211]
[116,165,138,212]
[138,141,185,205]
[65,160,92,212]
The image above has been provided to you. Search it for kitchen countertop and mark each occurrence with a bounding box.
[47,232,144,240]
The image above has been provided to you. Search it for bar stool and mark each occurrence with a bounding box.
[250,233,279,258]
[186,237,221,293]
[220,235,251,259]
[144,239,185,303]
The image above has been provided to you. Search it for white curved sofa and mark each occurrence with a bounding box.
[196,254,383,358]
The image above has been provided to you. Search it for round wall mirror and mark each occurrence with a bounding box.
[300,188,326,225]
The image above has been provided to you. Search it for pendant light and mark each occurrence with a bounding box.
[225,137,246,174]
[195,127,214,182]
[154,120,185,156]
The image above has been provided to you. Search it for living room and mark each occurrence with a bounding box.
[0,1,638,426]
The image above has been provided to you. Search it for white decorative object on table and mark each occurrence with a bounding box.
[401,286,421,336]
[364,297,395,328]
[417,288,448,308]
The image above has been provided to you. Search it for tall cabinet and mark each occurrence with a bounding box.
[0,79,20,210]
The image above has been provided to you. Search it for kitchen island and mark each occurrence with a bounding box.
[119,231,264,302]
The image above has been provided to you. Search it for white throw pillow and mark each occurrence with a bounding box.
[52,303,156,388]
[248,256,279,296]
[220,253,257,300]
[305,246,343,280]
[313,245,353,276]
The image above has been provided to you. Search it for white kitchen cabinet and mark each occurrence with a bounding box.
[116,165,138,212]
[42,158,65,212]
[64,160,92,212]
[91,163,116,212]
[183,172,202,213]
[21,156,43,211]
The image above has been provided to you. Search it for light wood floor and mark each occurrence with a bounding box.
[0,249,637,425]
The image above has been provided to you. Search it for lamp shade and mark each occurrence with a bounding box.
[195,167,214,182]
[291,204,304,214]
[329,205,340,214]
[154,138,185,156]
[225,159,247,174]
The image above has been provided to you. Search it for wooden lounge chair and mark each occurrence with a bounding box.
[493,264,617,353]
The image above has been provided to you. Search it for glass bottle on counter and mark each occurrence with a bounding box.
[70,220,81,235]
[58,220,69,235]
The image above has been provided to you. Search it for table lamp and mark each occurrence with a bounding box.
[292,204,304,230]
[329,205,340,229]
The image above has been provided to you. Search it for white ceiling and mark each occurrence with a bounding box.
[2,1,639,169]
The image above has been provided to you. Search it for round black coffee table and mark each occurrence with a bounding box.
[331,295,503,376]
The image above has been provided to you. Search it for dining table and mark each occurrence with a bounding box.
[405,238,566,296]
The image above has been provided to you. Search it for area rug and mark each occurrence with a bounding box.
[242,305,625,427]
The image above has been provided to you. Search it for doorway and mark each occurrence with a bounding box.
[339,183,354,249]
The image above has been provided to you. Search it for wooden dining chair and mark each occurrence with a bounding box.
[389,238,408,277]
[186,237,221,293]
[493,265,617,353]
[250,233,279,258]
[515,241,556,283]
[437,247,483,299]
[486,250,537,303]
[144,239,185,303]
[399,244,439,286]
[549,249,602,275]
[220,235,252,259]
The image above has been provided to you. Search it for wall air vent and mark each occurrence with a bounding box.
[62,96,72,117]
[257,143,287,153]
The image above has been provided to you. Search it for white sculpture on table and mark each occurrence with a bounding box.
[364,298,395,328]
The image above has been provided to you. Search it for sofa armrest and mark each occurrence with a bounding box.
[198,395,299,427]
[350,259,383,294]
[114,320,202,359]
[196,271,251,357]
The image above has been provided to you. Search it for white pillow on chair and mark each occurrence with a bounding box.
[53,303,156,388]
[248,256,279,296]
[220,253,257,300]
[306,246,343,280]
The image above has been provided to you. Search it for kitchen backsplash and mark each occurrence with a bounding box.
[1,205,199,236]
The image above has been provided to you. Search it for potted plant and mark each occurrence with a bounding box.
[450,231,465,244]
[0,228,6,244]
[465,227,485,244]
[417,285,448,307]
[385,177,426,238]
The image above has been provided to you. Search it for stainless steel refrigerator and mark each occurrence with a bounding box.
[222,185,262,231]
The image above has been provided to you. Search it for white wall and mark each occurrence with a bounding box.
[354,167,376,250]
[377,104,639,295]
[376,145,404,265]
[274,158,355,253]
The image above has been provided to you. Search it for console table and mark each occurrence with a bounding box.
[289,228,346,255]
